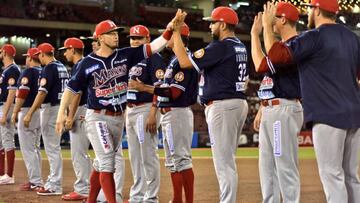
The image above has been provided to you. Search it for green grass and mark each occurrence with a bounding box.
[15,147,317,159]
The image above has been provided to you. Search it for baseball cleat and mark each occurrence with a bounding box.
[0,174,15,185]
[62,191,88,201]
[37,187,62,196]
[19,182,42,191]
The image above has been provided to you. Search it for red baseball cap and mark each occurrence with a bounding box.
[302,0,339,14]
[159,23,190,37]
[22,48,40,59]
[203,6,239,25]
[0,44,16,57]
[276,2,300,22]
[35,43,55,54]
[128,25,150,37]
[58,37,84,50]
[95,20,124,37]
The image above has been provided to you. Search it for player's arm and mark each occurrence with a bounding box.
[253,105,263,132]
[128,78,182,100]
[145,105,158,134]
[146,9,186,56]
[23,91,47,128]
[0,89,16,125]
[173,31,193,69]
[64,93,81,130]
[10,90,27,124]
[251,12,266,72]
[56,89,79,134]
[262,2,278,53]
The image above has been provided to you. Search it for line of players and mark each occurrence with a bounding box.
[0,7,247,203]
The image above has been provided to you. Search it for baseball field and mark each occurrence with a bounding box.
[0,147,344,203]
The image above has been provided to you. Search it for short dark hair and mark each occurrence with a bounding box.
[320,8,337,20]
[287,20,297,27]
[44,52,54,57]
[226,23,236,32]
[31,58,41,64]
[74,48,84,55]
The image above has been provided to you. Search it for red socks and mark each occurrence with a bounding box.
[181,168,194,203]
[99,172,116,203]
[6,149,15,177]
[0,149,4,176]
[170,172,183,203]
[87,170,101,203]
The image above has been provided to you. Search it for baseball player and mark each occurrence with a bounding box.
[55,18,178,203]
[129,23,197,203]
[126,25,164,203]
[172,8,249,203]
[10,48,42,191]
[23,42,69,195]
[251,2,303,203]
[58,38,92,201]
[0,44,20,185]
[262,1,360,202]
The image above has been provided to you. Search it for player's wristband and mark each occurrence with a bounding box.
[162,30,173,41]
[154,87,171,97]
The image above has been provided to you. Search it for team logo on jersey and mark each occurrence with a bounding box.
[8,78,15,86]
[93,64,127,88]
[194,48,205,59]
[95,121,113,154]
[95,82,127,98]
[164,69,173,78]
[40,78,47,86]
[155,69,164,79]
[21,77,29,85]
[129,66,143,77]
[174,72,184,82]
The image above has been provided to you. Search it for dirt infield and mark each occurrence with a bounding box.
[0,157,327,203]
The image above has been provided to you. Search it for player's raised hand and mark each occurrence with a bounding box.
[128,78,145,91]
[23,112,32,128]
[251,12,263,36]
[262,1,277,27]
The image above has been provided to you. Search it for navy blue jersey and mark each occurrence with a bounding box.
[188,37,249,104]
[157,55,198,108]
[127,53,165,103]
[258,37,301,100]
[0,64,20,103]
[277,24,360,128]
[18,67,41,107]
[71,60,87,106]
[67,45,148,112]
[39,61,69,105]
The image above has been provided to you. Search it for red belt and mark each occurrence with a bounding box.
[261,99,280,107]
[206,101,214,106]
[93,109,123,117]
[127,102,146,108]
[160,107,172,115]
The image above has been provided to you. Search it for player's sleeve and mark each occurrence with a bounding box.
[187,42,225,72]
[169,63,196,96]
[150,54,166,86]
[38,64,55,93]
[17,69,31,99]
[67,60,87,94]
[120,45,149,68]
[6,68,20,90]
[264,30,319,73]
